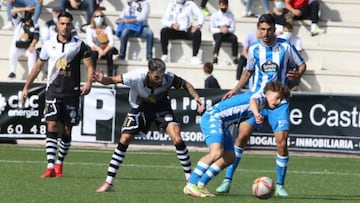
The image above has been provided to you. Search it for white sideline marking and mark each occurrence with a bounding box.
[0,159,360,177]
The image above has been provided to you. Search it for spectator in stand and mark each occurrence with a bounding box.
[199,0,210,16]
[8,6,39,78]
[2,0,42,30]
[160,0,205,65]
[279,22,303,90]
[203,62,220,89]
[279,22,302,54]
[114,0,154,61]
[41,7,78,43]
[209,0,238,65]
[86,9,116,76]
[243,0,270,17]
[284,0,324,36]
[270,0,292,35]
[60,0,96,25]
[235,29,260,89]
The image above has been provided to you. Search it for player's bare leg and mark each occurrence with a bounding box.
[96,133,133,192]
[274,130,289,197]
[216,122,253,193]
[166,123,192,181]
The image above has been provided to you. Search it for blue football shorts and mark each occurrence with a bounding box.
[200,113,234,151]
[246,100,290,132]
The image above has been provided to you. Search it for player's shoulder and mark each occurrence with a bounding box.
[276,37,292,46]
[42,35,58,47]
[164,71,175,77]
[248,39,262,50]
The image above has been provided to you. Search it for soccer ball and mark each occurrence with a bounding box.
[252,176,275,199]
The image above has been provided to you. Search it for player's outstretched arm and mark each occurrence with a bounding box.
[182,79,205,114]
[92,70,123,85]
[222,70,253,100]
[250,98,264,124]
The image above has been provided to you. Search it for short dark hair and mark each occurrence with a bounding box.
[148,58,166,73]
[203,62,214,74]
[58,11,73,22]
[219,0,228,5]
[257,13,275,27]
[284,22,294,31]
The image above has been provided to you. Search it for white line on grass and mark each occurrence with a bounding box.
[21,148,175,155]
[1,159,360,177]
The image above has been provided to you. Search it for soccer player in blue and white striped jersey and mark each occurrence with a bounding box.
[217,14,306,197]
[184,81,290,197]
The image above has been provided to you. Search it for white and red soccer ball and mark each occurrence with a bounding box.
[252,176,275,199]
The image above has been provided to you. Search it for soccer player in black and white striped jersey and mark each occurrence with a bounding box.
[22,11,95,178]
[94,58,205,192]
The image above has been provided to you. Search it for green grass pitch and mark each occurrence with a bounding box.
[0,144,360,203]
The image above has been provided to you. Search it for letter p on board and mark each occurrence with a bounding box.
[81,88,116,141]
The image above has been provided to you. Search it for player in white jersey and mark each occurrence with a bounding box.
[184,81,290,197]
[216,14,306,197]
[94,58,205,192]
[22,11,95,178]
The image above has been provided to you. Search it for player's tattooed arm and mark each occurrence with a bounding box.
[182,79,205,114]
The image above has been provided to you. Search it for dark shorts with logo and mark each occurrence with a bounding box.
[43,95,80,126]
[121,102,178,135]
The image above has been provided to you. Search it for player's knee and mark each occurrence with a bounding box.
[276,139,288,156]
[46,131,58,139]
[208,147,224,161]
[175,140,186,150]
[47,122,57,132]
[61,135,71,143]
[235,133,250,146]
[224,151,235,165]
[119,133,133,145]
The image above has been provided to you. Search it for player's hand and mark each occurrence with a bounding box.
[255,113,264,124]
[195,99,205,114]
[287,68,301,81]
[81,82,91,96]
[222,89,237,100]
[92,70,104,83]
[21,88,28,105]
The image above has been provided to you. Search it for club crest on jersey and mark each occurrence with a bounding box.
[145,95,157,103]
[261,61,279,72]
[56,58,71,77]
[56,58,68,70]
